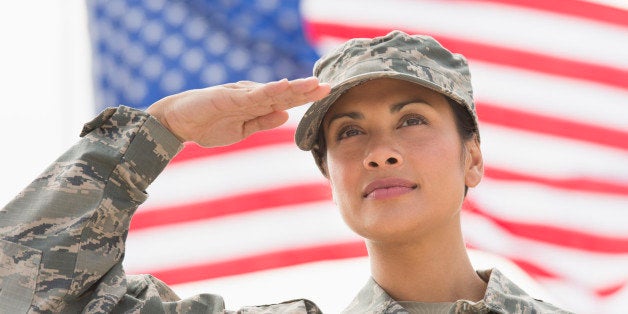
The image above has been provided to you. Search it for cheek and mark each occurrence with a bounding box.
[326,155,352,198]
[326,144,362,181]
[326,151,362,212]
[405,136,466,183]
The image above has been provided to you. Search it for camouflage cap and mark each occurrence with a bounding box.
[295,30,478,151]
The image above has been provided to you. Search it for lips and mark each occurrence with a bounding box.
[362,178,418,199]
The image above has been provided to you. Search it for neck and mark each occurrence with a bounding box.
[367,219,487,303]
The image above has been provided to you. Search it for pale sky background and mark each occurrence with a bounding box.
[0,1,92,206]
[0,1,624,312]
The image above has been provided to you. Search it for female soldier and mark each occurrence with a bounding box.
[0,31,569,313]
[292,30,569,313]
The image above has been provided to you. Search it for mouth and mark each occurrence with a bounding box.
[362,177,418,199]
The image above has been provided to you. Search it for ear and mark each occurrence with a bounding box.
[464,137,483,188]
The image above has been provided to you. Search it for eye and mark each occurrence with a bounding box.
[400,114,427,127]
[336,125,363,141]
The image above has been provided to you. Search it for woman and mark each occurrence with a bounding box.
[0,31,568,313]
[292,30,568,313]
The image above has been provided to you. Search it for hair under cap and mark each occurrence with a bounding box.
[295,30,478,151]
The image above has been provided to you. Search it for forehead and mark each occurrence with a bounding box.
[324,78,447,117]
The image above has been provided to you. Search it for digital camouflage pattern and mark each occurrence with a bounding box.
[343,269,574,314]
[0,106,321,313]
[0,105,572,313]
[295,30,478,151]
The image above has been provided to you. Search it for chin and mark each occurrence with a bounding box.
[339,195,447,238]
[356,217,431,244]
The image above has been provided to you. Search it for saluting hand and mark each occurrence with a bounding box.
[146,77,330,148]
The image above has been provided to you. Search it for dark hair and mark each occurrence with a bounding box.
[311,97,478,194]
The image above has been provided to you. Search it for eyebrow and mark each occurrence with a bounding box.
[325,112,364,129]
[391,98,430,113]
[326,98,430,128]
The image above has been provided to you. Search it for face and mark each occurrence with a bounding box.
[322,78,483,244]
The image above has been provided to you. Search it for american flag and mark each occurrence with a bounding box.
[86,0,628,312]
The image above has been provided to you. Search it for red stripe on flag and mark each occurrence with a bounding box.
[465,243,563,282]
[477,102,628,152]
[304,21,628,90]
[464,200,628,254]
[472,243,625,298]
[484,166,628,196]
[596,280,628,298]
[509,257,560,280]
[469,0,628,29]
[147,241,367,285]
[131,182,331,231]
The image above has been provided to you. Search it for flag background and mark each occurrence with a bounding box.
[0,1,627,313]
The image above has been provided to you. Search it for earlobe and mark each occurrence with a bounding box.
[464,138,483,188]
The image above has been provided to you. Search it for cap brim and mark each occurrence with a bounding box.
[295,71,470,151]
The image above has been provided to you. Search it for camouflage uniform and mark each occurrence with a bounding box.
[343,269,573,313]
[0,105,572,313]
[0,106,320,313]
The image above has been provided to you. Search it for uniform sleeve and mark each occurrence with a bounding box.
[0,106,183,313]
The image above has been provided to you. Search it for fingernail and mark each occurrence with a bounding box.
[296,76,318,83]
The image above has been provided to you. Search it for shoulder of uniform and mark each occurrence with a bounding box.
[483,268,574,313]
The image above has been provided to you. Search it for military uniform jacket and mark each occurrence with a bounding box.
[0,106,571,313]
[344,269,572,313]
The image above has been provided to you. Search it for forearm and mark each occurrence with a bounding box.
[0,106,182,312]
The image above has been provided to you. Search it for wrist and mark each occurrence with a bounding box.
[146,100,186,143]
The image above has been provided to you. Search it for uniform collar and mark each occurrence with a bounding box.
[341,268,538,314]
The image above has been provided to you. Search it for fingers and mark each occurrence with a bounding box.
[243,77,330,134]
[241,78,330,137]
[155,77,329,147]
[289,77,331,104]
[286,76,323,93]
[251,77,330,112]
[302,80,331,102]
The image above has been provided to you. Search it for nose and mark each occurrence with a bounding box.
[363,141,404,170]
